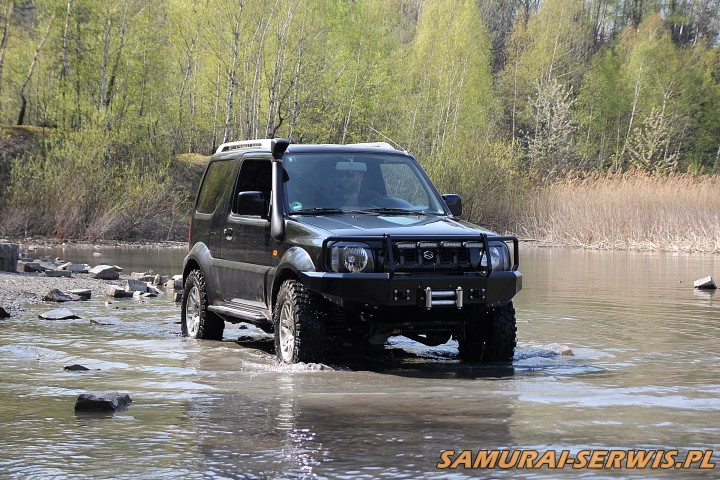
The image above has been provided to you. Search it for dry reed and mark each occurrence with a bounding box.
[520,169,720,253]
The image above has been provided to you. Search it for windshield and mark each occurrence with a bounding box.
[283,153,446,215]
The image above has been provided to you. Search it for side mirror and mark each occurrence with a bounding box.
[236,191,268,217]
[442,194,462,217]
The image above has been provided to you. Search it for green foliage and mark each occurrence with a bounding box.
[0,0,720,240]
[627,106,679,173]
[0,124,183,240]
[526,78,577,175]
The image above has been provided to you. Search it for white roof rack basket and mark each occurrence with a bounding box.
[346,141,396,150]
[215,139,273,154]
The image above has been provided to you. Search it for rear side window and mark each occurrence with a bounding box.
[196,160,236,214]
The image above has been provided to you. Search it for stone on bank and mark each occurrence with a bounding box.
[0,243,20,272]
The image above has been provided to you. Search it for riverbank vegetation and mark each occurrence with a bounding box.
[0,0,719,251]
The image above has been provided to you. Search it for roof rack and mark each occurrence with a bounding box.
[346,141,396,150]
[215,139,273,154]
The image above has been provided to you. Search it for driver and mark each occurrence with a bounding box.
[333,162,366,207]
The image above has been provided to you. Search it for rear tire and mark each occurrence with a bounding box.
[273,280,325,363]
[181,269,224,340]
[458,302,516,362]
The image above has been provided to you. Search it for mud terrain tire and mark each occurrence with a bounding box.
[458,302,516,362]
[274,280,325,363]
[181,269,225,340]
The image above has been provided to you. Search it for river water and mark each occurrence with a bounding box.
[0,245,718,479]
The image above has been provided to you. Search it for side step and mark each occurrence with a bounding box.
[209,304,269,323]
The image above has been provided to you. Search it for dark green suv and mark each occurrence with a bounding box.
[182,139,522,363]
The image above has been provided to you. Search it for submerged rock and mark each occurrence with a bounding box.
[74,392,132,412]
[544,343,574,356]
[39,308,80,320]
[64,364,90,372]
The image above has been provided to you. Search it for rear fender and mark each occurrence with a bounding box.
[183,242,219,304]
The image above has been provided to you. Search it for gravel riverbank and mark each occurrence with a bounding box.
[0,271,126,313]
[0,238,187,315]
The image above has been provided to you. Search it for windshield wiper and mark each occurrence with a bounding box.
[289,208,376,216]
[289,207,345,215]
[362,207,428,215]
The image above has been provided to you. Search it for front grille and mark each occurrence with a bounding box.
[394,242,479,272]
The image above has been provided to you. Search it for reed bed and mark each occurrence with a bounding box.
[520,169,720,253]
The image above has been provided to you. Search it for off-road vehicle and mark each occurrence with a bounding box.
[182,138,522,363]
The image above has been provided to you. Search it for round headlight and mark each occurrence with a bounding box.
[489,245,502,269]
[343,245,369,273]
[330,242,374,273]
[481,242,510,271]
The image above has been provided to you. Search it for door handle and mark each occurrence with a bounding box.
[224,228,233,238]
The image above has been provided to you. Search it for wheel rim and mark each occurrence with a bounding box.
[278,301,295,362]
[185,285,201,337]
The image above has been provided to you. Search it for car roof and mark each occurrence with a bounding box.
[211,140,410,161]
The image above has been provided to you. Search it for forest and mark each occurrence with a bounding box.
[0,0,719,251]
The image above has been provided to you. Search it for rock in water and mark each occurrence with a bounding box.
[39,308,80,320]
[74,392,132,412]
[694,276,717,290]
[64,364,90,372]
[0,307,10,318]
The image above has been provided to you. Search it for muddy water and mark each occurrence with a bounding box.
[1,246,719,479]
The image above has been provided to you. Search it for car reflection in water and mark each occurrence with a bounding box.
[180,334,517,478]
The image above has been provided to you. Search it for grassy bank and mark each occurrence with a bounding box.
[520,169,720,253]
[0,126,204,242]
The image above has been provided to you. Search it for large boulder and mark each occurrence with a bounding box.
[89,265,120,280]
[43,289,77,302]
[68,289,91,300]
[126,278,148,292]
[21,261,43,273]
[0,243,19,272]
[106,285,133,298]
[74,392,132,412]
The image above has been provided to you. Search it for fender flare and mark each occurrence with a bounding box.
[183,242,219,304]
[269,246,316,308]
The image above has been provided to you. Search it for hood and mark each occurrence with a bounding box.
[291,213,496,238]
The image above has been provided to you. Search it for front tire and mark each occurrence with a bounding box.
[181,269,224,340]
[273,280,325,363]
[458,302,516,362]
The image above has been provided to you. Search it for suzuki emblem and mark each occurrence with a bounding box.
[423,250,434,260]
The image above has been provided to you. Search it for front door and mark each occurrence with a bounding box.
[218,156,274,307]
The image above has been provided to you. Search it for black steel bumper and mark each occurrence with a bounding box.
[299,270,522,309]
